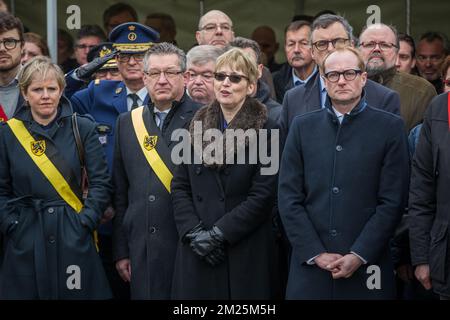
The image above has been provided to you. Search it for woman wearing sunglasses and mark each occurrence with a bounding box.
[171,48,280,299]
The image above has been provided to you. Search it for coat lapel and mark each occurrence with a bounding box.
[304,71,322,112]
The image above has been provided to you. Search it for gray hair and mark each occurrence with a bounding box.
[186,45,224,67]
[143,42,186,72]
[230,37,262,64]
[311,14,353,42]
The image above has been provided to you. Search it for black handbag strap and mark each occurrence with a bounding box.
[71,113,85,168]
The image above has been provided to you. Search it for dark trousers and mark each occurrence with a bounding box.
[98,234,130,300]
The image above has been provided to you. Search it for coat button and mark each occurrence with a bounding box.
[330,229,338,237]
[195,167,202,175]
[219,197,224,202]
[435,170,439,176]
[196,195,202,202]
[48,207,54,214]
[148,195,156,202]
[149,226,156,234]
[332,187,340,194]
[48,235,56,244]
[336,145,343,152]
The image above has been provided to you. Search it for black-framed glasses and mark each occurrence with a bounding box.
[312,38,350,51]
[117,53,145,63]
[214,72,248,84]
[359,41,398,51]
[144,69,183,80]
[324,69,362,82]
[0,38,23,50]
[201,23,232,33]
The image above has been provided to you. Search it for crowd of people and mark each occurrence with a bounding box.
[0,1,450,300]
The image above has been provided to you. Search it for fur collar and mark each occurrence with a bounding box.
[189,97,268,168]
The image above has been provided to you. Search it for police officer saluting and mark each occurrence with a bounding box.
[70,23,159,299]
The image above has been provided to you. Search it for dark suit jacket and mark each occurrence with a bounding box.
[279,70,401,144]
[272,63,293,103]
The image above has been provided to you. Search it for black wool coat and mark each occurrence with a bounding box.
[0,97,112,299]
[171,98,280,299]
[409,92,450,297]
[279,95,410,299]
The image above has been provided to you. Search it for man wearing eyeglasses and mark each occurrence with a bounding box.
[196,10,234,48]
[279,14,401,146]
[0,12,24,123]
[359,23,436,132]
[113,42,199,299]
[73,25,106,67]
[279,46,409,299]
[185,44,224,105]
[70,22,159,300]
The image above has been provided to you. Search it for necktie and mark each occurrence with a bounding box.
[129,93,140,110]
[155,111,167,130]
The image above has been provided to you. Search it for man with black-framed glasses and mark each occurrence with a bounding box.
[0,12,24,122]
[279,14,401,147]
[279,46,409,299]
[359,23,436,132]
[70,22,159,300]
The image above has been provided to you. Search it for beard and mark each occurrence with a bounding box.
[0,55,21,72]
[366,64,386,77]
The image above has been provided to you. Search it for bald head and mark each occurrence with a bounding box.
[196,10,234,47]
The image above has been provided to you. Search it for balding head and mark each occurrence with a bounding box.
[196,10,234,47]
[359,23,399,76]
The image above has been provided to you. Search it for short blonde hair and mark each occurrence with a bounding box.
[215,48,258,84]
[320,46,366,75]
[18,56,65,94]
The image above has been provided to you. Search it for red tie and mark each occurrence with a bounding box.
[0,103,8,122]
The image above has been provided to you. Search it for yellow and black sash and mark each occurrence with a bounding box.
[131,106,173,193]
[7,118,84,212]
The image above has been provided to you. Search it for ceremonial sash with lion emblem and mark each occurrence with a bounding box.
[131,106,173,193]
[7,118,84,213]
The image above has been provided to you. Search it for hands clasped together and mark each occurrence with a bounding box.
[314,253,363,279]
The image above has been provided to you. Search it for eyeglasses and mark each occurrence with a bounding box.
[417,55,444,63]
[312,38,350,51]
[117,53,145,63]
[443,79,450,87]
[75,44,97,51]
[145,69,183,80]
[324,69,362,82]
[188,71,214,82]
[96,69,120,77]
[359,41,398,51]
[201,23,232,33]
[214,72,248,84]
[0,38,23,50]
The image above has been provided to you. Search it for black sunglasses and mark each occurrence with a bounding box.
[214,72,248,84]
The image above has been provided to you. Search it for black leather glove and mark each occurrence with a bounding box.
[75,50,118,81]
[190,225,226,258]
[204,245,226,266]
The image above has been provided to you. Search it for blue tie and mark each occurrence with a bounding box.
[129,93,140,110]
[155,112,167,130]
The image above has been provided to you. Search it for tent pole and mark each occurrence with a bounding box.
[406,0,411,34]
[46,0,57,63]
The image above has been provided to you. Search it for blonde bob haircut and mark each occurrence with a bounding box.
[18,56,66,94]
[215,48,258,85]
[320,46,366,75]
